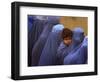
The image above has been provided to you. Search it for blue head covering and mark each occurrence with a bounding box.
[52,24,64,32]
[31,17,60,66]
[38,24,64,66]
[36,16,47,20]
[47,16,60,24]
[63,27,87,65]
[72,27,84,47]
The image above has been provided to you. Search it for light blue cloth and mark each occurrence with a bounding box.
[38,24,64,66]
[71,27,84,49]
[64,27,87,65]
[64,36,87,64]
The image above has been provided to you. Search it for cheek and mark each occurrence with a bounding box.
[64,40,68,44]
[68,40,72,44]
[70,40,72,42]
[64,40,72,44]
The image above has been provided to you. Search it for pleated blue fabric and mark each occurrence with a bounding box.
[28,16,47,66]
[31,16,60,66]
[56,41,72,65]
[38,24,64,66]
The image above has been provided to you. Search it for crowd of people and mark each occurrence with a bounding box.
[28,16,88,66]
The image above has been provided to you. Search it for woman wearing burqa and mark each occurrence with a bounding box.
[64,27,87,65]
[31,16,60,66]
[28,16,47,66]
[38,24,64,66]
[56,28,73,65]
[56,41,72,65]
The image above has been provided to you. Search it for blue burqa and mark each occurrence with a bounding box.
[64,27,87,65]
[56,41,72,65]
[31,16,60,66]
[28,16,47,49]
[38,24,64,66]
[28,16,47,66]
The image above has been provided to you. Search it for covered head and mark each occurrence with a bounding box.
[36,16,47,20]
[72,27,84,44]
[52,24,64,32]
[47,16,60,24]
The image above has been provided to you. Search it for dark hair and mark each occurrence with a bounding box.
[62,28,73,40]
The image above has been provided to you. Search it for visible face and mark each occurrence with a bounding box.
[63,37,72,46]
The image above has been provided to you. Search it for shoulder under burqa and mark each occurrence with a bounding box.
[38,24,64,66]
[56,41,72,65]
[64,27,87,65]
[28,16,47,66]
[31,16,60,66]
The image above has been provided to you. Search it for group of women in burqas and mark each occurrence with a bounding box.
[28,16,88,66]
